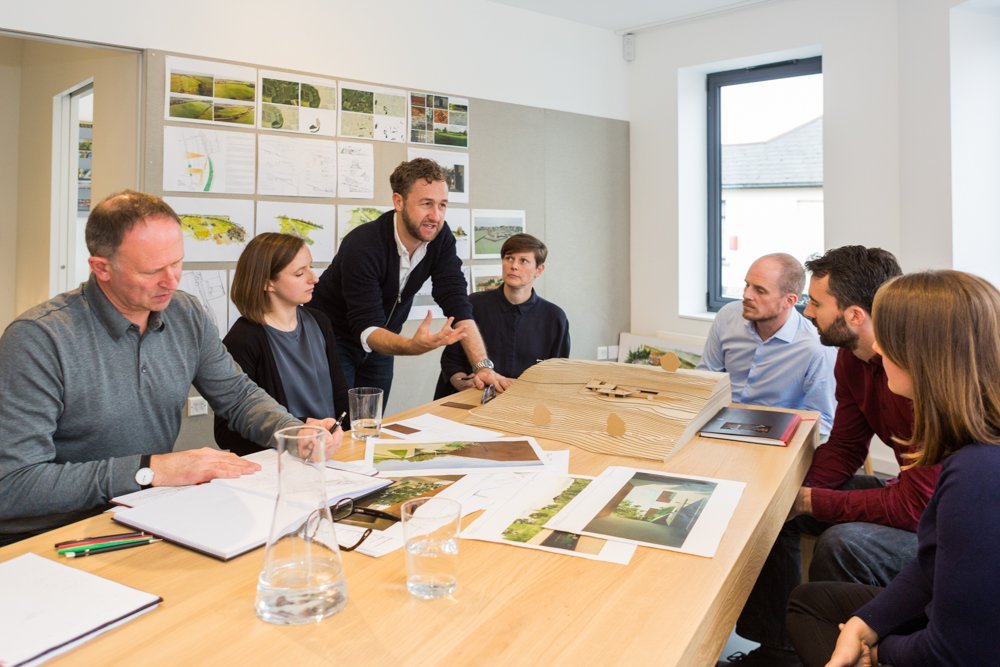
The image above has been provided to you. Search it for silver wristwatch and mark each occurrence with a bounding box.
[471,358,494,373]
[135,454,155,488]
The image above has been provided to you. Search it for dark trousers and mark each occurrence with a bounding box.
[336,342,395,406]
[735,475,918,650]
[785,582,882,667]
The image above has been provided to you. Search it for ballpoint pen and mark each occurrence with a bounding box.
[61,538,162,558]
[330,411,348,432]
[55,531,151,549]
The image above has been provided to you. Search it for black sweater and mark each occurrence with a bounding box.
[214,307,349,456]
[310,210,473,352]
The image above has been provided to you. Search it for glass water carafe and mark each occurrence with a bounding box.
[255,425,348,624]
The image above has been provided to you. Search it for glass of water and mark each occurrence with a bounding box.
[348,387,383,441]
[401,496,461,599]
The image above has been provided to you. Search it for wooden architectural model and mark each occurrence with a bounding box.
[466,359,731,461]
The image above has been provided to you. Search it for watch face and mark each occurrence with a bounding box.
[135,468,154,486]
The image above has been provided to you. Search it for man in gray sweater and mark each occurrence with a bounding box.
[0,191,334,545]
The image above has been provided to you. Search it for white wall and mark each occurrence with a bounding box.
[951,2,1000,285]
[0,0,629,121]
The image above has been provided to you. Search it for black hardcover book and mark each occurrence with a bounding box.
[699,406,801,446]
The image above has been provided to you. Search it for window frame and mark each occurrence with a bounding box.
[705,56,823,312]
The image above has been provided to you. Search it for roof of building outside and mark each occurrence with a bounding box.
[722,117,822,188]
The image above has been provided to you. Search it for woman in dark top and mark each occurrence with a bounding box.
[214,233,349,456]
[785,270,1000,667]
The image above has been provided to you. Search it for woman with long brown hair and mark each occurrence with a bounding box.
[786,269,1000,666]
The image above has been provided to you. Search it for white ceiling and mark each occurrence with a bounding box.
[487,0,782,33]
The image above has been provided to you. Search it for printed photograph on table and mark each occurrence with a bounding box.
[409,91,468,147]
[257,134,337,198]
[165,196,253,262]
[447,208,471,259]
[179,270,230,336]
[336,475,463,532]
[339,82,407,142]
[544,466,746,557]
[617,333,705,370]
[337,205,392,247]
[470,264,502,292]
[407,147,469,204]
[258,69,337,136]
[337,142,375,199]
[255,201,336,263]
[472,209,525,259]
[165,56,257,127]
[366,438,548,476]
[162,126,256,194]
[461,475,636,564]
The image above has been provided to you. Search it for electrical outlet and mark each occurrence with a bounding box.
[187,395,209,417]
[608,345,619,361]
[597,346,609,360]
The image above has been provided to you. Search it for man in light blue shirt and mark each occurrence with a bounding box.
[698,253,836,437]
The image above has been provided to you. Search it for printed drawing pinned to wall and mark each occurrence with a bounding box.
[471,265,503,293]
[165,196,253,263]
[472,209,525,259]
[162,126,256,194]
[407,277,445,321]
[257,134,336,198]
[179,270,230,337]
[258,69,337,136]
[339,82,407,143]
[409,91,468,148]
[617,333,705,370]
[165,56,257,127]
[256,201,336,263]
[447,208,471,260]
[338,142,374,199]
[407,147,469,204]
[337,205,392,247]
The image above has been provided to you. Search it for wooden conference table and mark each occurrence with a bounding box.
[0,390,817,666]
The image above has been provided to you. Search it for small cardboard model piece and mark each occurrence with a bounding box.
[659,351,681,372]
[607,413,626,437]
[533,403,552,426]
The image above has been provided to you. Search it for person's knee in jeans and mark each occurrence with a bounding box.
[809,522,899,585]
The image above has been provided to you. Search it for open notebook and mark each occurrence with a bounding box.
[113,449,389,560]
[0,553,160,666]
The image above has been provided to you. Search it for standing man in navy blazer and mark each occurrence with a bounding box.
[312,158,510,401]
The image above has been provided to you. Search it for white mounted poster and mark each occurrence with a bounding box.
[336,205,392,248]
[162,126,256,194]
[472,209,525,259]
[544,466,746,558]
[470,264,502,292]
[409,91,468,148]
[447,208,471,260]
[179,270,230,337]
[165,196,253,263]
[337,142,375,199]
[339,82,407,143]
[258,69,338,136]
[257,134,337,198]
[255,201,336,263]
[165,56,257,128]
[407,147,469,204]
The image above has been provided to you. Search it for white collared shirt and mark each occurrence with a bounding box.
[359,213,429,352]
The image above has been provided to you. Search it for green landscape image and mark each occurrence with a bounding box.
[435,124,468,147]
[625,344,699,370]
[501,478,604,554]
[213,102,254,125]
[169,97,213,120]
[337,475,460,531]
[474,220,521,256]
[213,79,255,101]
[262,103,298,130]
[170,71,213,96]
[262,78,300,106]
[341,88,374,114]
[301,83,337,110]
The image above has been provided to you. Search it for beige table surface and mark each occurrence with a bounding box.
[0,390,816,666]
